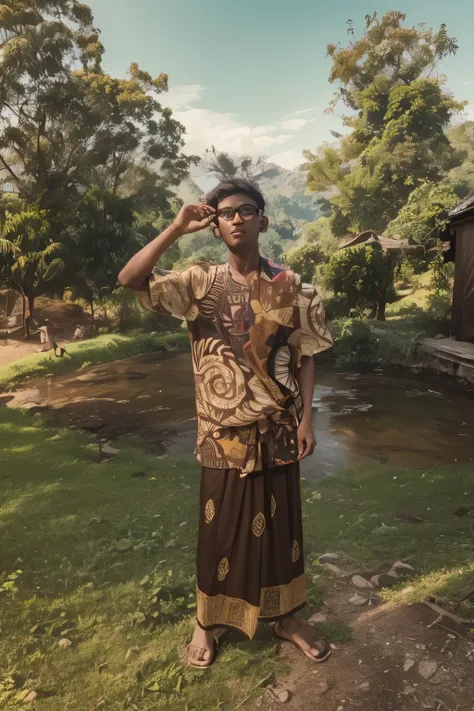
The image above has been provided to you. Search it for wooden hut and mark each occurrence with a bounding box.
[444,195,474,343]
[339,230,413,253]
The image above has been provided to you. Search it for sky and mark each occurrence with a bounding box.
[87,0,474,171]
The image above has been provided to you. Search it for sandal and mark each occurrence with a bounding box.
[274,620,332,663]
[186,628,230,669]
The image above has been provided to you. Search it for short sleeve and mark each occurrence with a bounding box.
[293,282,333,358]
[137,263,214,321]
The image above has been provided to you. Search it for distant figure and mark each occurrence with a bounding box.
[73,325,85,340]
[38,321,52,353]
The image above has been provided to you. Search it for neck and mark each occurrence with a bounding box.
[227,249,261,276]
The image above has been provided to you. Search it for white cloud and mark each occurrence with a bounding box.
[280,118,308,131]
[160,84,309,161]
[464,79,474,86]
[268,150,305,170]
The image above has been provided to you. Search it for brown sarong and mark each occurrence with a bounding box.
[196,456,306,639]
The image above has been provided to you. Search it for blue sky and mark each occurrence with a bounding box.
[88,0,474,169]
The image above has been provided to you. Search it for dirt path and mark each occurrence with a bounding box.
[0,339,40,367]
[264,579,474,711]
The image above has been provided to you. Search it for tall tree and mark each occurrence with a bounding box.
[304,12,464,236]
[202,146,267,183]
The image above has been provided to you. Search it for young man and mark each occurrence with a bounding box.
[118,179,333,667]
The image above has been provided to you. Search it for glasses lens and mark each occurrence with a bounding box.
[218,208,235,221]
[239,205,258,220]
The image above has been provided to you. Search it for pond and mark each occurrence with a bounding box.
[4,352,474,480]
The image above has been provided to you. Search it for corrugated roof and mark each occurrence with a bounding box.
[339,230,413,252]
[449,194,474,217]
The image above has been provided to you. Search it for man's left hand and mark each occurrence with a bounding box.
[297,421,316,460]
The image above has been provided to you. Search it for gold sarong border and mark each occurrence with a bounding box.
[197,574,307,639]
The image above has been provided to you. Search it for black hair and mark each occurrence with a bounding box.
[205,178,265,213]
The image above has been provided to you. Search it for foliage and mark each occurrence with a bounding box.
[0,0,194,333]
[202,145,267,182]
[446,121,474,198]
[304,11,465,236]
[301,216,340,257]
[394,258,418,290]
[332,318,379,372]
[425,252,454,324]
[384,181,458,249]
[284,242,325,283]
[326,243,394,319]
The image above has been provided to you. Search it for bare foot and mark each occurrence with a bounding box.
[275,615,331,662]
[188,625,227,668]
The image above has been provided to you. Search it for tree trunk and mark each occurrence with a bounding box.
[377,297,386,321]
[90,299,95,337]
[25,294,35,337]
[22,292,28,337]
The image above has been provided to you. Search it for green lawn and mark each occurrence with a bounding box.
[0,331,190,392]
[1,407,473,709]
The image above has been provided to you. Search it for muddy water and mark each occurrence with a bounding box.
[4,352,474,479]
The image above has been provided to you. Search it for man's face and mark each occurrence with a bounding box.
[213,193,268,252]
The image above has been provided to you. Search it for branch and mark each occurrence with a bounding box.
[0,154,27,198]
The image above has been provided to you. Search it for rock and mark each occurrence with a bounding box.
[372,573,400,589]
[318,553,340,565]
[58,638,72,649]
[100,443,120,456]
[403,686,416,695]
[391,561,415,574]
[315,682,329,695]
[309,612,328,624]
[434,334,446,339]
[323,563,343,577]
[98,662,108,674]
[115,538,134,552]
[351,575,374,589]
[268,687,291,704]
[358,681,370,691]
[23,691,38,703]
[418,660,438,680]
[403,658,416,672]
[349,594,369,606]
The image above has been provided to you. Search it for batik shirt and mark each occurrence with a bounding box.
[138,257,333,475]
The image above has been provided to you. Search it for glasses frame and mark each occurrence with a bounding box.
[216,204,262,222]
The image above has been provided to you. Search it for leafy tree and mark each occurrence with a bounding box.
[301,216,339,257]
[326,243,394,320]
[259,230,285,263]
[284,242,325,284]
[202,146,267,182]
[384,181,458,249]
[446,121,474,198]
[304,12,464,236]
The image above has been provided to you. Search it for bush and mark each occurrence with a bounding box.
[332,318,379,373]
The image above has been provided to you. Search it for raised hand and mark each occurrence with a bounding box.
[173,204,216,235]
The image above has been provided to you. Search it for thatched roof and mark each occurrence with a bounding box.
[339,230,415,253]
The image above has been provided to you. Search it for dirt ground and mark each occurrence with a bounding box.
[263,580,474,711]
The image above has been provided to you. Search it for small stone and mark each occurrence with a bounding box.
[323,563,343,576]
[318,553,340,564]
[352,575,374,589]
[358,681,370,691]
[418,660,438,680]
[403,658,415,672]
[349,594,369,606]
[98,662,108,674]
[277,690,290,703]
[404,686,416,695]
[100,443,120,456]
[115,538,134,552]
[58,638,72,649]
[23,691,38,703]
[309,612,328,624]
[315,682,329,695]
[392,561,415,574]
[434,334,446,339]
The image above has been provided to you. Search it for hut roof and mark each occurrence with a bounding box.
[339,230,414,253]
[449,194,474,222]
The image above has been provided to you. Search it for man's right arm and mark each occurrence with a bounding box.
[117,203,216,290]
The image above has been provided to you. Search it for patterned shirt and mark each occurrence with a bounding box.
[138,257,333,475]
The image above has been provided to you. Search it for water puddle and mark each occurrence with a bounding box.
[3,352,474,480]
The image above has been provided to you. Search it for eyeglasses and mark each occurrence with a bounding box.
[216,204,261,221]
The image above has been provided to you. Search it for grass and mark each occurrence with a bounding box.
[0,331,190,392]
[1,406,473,709]
[302,461,474,614]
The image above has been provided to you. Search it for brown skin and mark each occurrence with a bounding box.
[119,194,324,665]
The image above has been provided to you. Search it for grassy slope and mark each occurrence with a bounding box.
[0,332,190,392]
[1,407,473,708]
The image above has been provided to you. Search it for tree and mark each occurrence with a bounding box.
[446,121,474,198]
[284,242,326,284]
[0,207,63,333]
[384,181,458,249]
[326,243,394,320]
[301,217,339,257]
[202,146,267,183]
[304,12,464,236]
